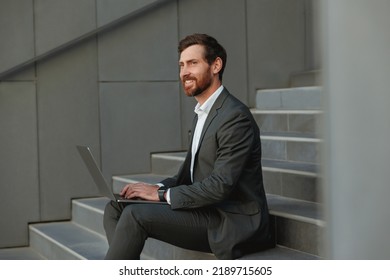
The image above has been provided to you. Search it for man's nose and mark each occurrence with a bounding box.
[180,65,189,78]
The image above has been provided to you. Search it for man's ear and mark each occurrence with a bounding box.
[212,57,223,75]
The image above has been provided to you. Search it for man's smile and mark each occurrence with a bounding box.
[183,78,196,88]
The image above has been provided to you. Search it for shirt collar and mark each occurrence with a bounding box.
[194,85,224,115]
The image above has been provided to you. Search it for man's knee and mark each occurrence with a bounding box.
[121,204,149,222]
[120,204,163,231]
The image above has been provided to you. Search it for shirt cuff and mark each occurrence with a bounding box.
[166,188,171,205]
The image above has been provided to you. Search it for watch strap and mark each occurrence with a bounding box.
[158,187,166,202]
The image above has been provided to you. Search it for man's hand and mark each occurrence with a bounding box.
[120,183,159,201]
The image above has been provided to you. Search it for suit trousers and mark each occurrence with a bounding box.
[103,201,220,259]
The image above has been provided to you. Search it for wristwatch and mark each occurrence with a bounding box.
[157,187,167,202]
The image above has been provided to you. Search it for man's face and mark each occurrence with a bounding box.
[179,44,213,97]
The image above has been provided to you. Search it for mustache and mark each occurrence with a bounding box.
[182,76,196,82]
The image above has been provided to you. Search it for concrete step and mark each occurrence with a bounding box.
[251,109,321,135]
[27,198,110,260]
[29,221,108,260]
[262,159,319,203]
[142,152,319,203]
[261,132,320,164]
[112,174,323,257]
[72,197,107,236]
[256,86,322,110]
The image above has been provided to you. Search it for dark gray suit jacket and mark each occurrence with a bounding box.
[160,88,273,259]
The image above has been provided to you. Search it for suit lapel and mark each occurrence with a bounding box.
[196,89,229,153]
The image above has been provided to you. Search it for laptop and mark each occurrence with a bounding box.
[77,145,167,204]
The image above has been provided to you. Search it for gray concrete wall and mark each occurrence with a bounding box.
[0,1,35,74]
[0,80,39,247]
[0,0,312,248]
[36,38,100,221]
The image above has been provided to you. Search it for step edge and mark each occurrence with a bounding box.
[251,109,322,114]
[267,194,324,225]
[151,154,186,161]
[262,166,317,177]
[112,174,157,183]
[257,86,322,93]
[71,221,107,240]
[261,134,322,143]
[73,199,105,216]
[270,245,321,260]
[270,210,325,227]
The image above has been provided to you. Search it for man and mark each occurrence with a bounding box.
[103,33,274,260]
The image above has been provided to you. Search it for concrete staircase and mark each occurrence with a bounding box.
[0,86,323,260]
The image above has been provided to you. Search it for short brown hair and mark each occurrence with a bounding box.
[178,34,227,81]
